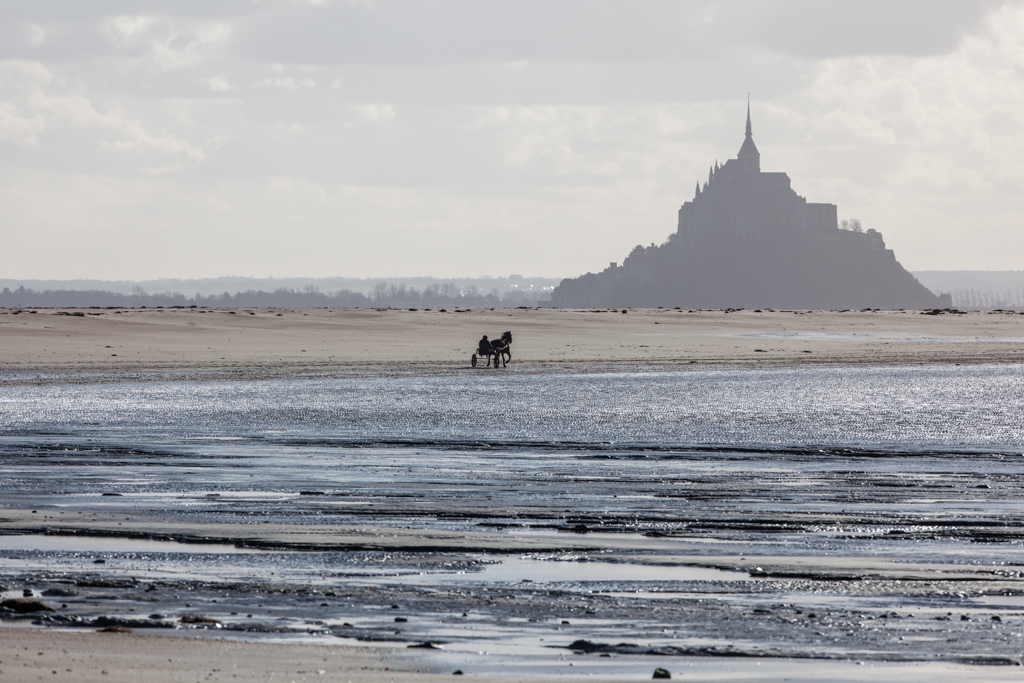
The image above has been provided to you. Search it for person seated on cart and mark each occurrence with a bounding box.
[478,335,492,356]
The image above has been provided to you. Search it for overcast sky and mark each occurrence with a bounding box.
[0,0,1019,280]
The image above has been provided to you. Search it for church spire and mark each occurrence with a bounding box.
[745,93,752,139]
[737,94,760,173]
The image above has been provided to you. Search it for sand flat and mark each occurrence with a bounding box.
[1,307,1023,379]
[0,628,500,683]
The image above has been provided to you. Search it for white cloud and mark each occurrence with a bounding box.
[105,122,206,163]
[0,60,205,164]
[267,175,327,198]
[151,22,232,70]
[0,100,45,146]
[201,75,237,92]
[353,103,394,121]
[106,15,157,42]
[104,16,232,71]
[255,76,316,89]
[24,24,47,47]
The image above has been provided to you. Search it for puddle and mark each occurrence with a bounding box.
[744,332,877,341]
[0,534,269,554]
[744,331,1024,343]
[390,556,756,584]
[0,536,754,584]
[977,594,1024,608]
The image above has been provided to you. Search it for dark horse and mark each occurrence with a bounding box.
[473,331,513,368]
[491,331,513,367]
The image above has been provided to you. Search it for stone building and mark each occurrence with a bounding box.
[550,106,950,310]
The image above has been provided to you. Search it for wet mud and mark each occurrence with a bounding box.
[1,365,1023,675]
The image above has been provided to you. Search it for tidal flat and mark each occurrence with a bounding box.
[1,364,1023,680]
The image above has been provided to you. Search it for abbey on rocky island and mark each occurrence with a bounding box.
[550,105,950,310]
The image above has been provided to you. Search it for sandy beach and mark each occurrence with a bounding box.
[1,307,1023,381]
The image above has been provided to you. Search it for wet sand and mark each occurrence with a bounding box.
[7,629,1020,683]
[0,628,439,683]
[1,307,1023,381]
[1,508,1019,583]
[4,428,1024,678]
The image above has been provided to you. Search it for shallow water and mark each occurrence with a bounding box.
[2,363,1023,446]
[1,364,1023,674]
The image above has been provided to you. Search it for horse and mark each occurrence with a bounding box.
[489,331,513,367]
[493,329,512,366]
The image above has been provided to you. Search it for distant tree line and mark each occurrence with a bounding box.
[369,282,547,307]
[8,281,1019,311]
[0,283,551,309]
[950,288,1024,311]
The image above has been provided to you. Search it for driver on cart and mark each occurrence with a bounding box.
[478,335,492,356]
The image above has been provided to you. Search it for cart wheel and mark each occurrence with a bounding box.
[493,355,500,369]
[471,354,477,368]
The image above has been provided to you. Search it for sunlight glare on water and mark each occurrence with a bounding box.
[1,364,1022,449]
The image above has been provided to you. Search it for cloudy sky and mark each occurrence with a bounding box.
[0,0,1020,280]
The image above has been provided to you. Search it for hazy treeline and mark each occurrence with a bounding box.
[950,288,1024,311]
[10,281,1021,310]
[10,276,1016,310]
[914,271,1024,310]
[0,285,369,308]
[0,275,559,299]
[0,282,550,309]
[368,282,546,307]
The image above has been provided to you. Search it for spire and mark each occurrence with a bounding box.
[737,94,760,172]
[745,93,752,139]
[695,182,701,197]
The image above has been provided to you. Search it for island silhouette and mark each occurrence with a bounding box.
[551,103,951,310]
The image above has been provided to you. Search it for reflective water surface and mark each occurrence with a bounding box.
[1,364,1023,676]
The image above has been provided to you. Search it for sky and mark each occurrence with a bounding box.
[0,0,1021,280]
